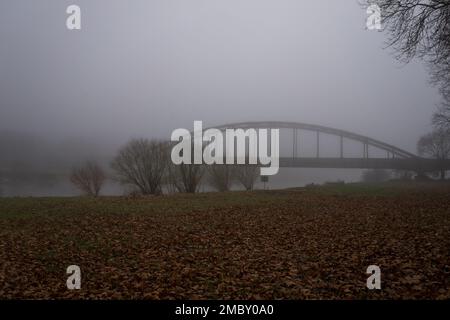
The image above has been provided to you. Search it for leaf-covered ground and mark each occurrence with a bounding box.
[0,183,449,299]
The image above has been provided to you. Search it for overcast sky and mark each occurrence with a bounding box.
[0,0,440,153]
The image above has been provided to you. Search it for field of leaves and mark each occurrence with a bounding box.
[0,183,449,299]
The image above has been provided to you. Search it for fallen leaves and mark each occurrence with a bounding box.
[0,187,449,299]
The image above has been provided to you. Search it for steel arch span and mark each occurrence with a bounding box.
[213,121,416,158]
[207,121,450,172]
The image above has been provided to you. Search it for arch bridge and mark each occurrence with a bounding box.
[211,121,450,173]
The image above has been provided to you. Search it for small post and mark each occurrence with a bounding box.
[261,176,269,190]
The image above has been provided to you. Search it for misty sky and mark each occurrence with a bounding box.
[0,0,441,154]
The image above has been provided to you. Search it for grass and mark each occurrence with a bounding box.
[0,191,290,218]
[1,182,443,218]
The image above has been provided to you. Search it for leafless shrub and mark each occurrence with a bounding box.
[167,163,205,193]
[361,169,391,183]
[111,138,169,195]
[70,161,106,197]
[207,164,235,192]
[417,128,450,179]
[234,164,259,190]
[392,169,415,181]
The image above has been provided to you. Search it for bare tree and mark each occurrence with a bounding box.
[366,1,450,122]
[368,1,450,63]
[432,64,450,128]
[207,164,235,192]
[361,169,391,183]
[433,102,450,129]
[234,164,259,190]
[417,128,450,179]
[167,163,205,193]
[431,47,450,128]
[70,161,106,197]
[392,169,415,180]
[111,139,169,195]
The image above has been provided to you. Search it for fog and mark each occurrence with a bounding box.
[0,1,440,196]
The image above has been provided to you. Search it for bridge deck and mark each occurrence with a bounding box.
[278,157,450,171]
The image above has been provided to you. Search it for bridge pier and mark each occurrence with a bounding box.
[316,131,320,158]
[292,129,298,159]
[363,142,369,159]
